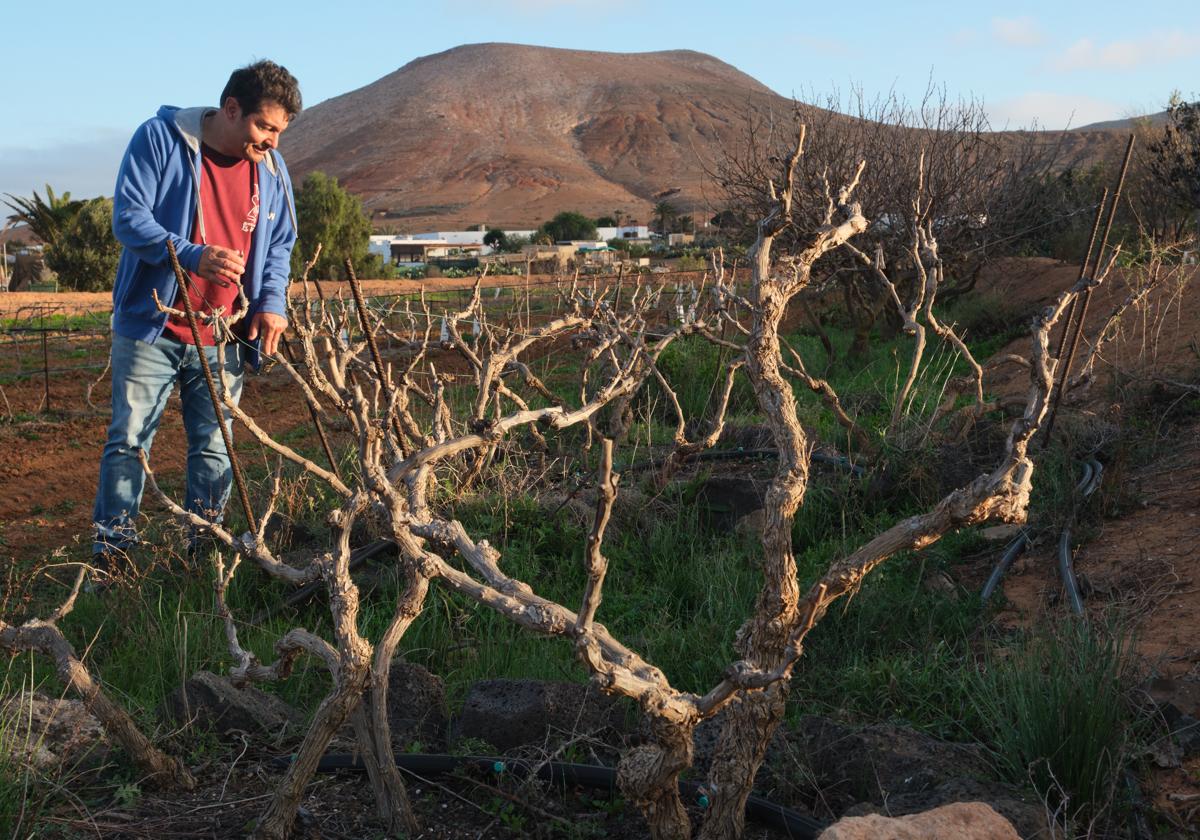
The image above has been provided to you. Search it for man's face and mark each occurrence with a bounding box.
[222,98,289,163]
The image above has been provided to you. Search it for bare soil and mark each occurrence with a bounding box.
[971,258,1200,694]
[0,275,572,320]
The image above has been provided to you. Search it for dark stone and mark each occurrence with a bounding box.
[385,661,448,749]
[1173,714,1200,757]
[162,670,300,739]
[843,777,1048,839]
[454,679,628,751]
[789,715,992,804]
[696,475,770,527]
[769,716,1046,838]
[262,511,319,552]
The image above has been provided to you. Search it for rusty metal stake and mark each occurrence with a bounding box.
[1053,186,1110,364]
[1044,134,1136,444]
[166,241,257,535]
[41,329,50,413]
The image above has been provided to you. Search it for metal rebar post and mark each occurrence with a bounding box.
[1044,134,1136,443]
[1054,187,1110,363]
[41,329,50,413]
[166,241,257,534]
[1060,136,1136,373]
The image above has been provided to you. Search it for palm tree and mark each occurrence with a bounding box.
[653,201,677,236]
[2,185,82,248]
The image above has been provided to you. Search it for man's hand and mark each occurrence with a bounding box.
[196,246,246,286]
[248,312,288,357]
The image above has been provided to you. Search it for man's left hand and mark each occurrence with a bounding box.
[247,312,288,357]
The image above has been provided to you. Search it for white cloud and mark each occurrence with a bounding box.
[987,92,1122,130]
[1052,31,1200,71]
[991,17,1043,48]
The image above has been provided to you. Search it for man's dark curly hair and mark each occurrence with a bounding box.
[220,60,302,119]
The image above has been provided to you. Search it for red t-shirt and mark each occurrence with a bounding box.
[164,142,259,345]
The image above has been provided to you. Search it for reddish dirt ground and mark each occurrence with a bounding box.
[0,272,614,562]
[0,271,712,320]
[975,258,1200,696]
[971,257,1200,831]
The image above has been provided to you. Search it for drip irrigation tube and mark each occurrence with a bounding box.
[1057,527,1086,616]
[1057,456,1104,616]
[622,447,866,477]
[980,532,1029,603]
[1081,458,1104,498]
[274,752,827,838]
[980,456,1103,614]
[1076,460,1094,496]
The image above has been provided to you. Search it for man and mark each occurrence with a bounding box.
[92,60,301,579]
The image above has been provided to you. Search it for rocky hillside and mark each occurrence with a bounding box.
[280,43,1126,230]
[280,43,819,229]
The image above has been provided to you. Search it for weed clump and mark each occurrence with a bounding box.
[972,619,1139,829]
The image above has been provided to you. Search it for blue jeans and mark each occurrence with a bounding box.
[93,332,244,554]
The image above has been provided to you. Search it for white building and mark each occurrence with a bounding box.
[371,230,539,263]
[368,234,396,263]
[596,225,651,241]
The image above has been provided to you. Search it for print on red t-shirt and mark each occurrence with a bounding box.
[164,143,258,346]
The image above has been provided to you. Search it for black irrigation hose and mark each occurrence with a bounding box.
[980,532,1029,603]
[621,447,866,477]
[981,457,1103,614]
[1057,456,1104,616]
[1057,527,1086,616]
[274,752,827,839]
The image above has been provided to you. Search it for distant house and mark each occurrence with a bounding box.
[667,233,695,247]
[416,230,536,251]
[377,229,538,263]
[368,234,395,264]
[389,238,453,263]
[596,225,650,241]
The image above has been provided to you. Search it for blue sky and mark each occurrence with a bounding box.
[2,0,1197,201]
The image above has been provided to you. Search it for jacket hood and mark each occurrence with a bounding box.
[156,105,280,176]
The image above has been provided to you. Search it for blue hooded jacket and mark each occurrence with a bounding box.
[110,105,297,360]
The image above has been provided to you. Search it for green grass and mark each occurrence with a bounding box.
[0,667,49,839]
[0,311,111,332]
[972,618,1140,825]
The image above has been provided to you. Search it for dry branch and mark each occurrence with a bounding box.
[0,569,195,791]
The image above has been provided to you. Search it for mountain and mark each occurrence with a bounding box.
[280,43,798,229]
[1074,110,1169,131]
[280,43,1127,231]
